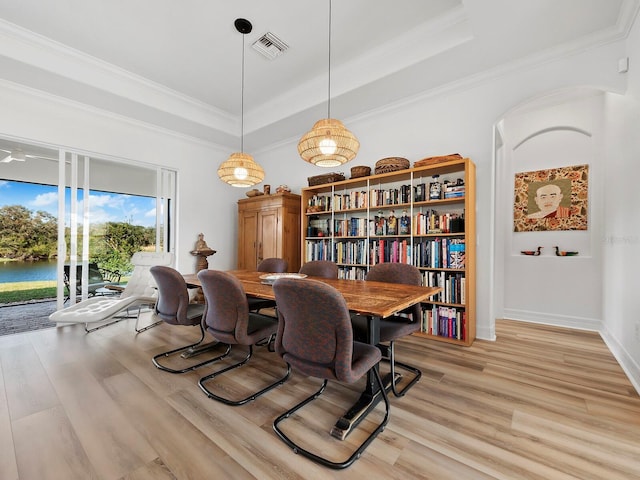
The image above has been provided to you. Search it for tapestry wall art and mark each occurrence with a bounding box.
[513,164,588,232]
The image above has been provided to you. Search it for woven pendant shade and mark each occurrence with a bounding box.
[217,152,265,187]
[218,18,264,188]
[298,118,360,167]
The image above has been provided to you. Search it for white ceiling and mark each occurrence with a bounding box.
[0,0,635,153]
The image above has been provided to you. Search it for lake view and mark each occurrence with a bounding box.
[0,260,58,283]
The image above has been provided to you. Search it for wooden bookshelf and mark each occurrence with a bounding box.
[301,157,476,346]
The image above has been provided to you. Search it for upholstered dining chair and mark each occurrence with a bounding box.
[247,257,288,314]
[351,262,423,397]
[150,265,229,374]
[298,260,338,278]
[197,269,290,406]
[272,277,390,469]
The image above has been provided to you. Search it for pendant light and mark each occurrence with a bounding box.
[218,18,265,187]
[298,0,359,167]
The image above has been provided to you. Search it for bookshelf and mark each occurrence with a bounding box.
[301,157,476,346]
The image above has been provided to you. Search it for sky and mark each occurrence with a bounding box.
[0,179,157,227]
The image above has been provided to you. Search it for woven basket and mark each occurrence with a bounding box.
[308,172,345,186]
[374,157,410,175]
[350,165,371,179]
[414,153,462,167]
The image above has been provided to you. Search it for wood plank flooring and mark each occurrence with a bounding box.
[0,316,638,479]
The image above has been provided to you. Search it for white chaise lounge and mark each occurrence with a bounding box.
[50,251,174,332]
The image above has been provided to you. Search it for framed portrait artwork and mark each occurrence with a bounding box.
[513,164,588,232]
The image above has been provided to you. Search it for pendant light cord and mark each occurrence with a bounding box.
[327,0,332,119]
[241,32,245,153]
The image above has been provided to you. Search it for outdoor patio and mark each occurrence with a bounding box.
[0,299,57,335]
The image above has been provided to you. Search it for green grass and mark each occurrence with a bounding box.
[0,281,57,304]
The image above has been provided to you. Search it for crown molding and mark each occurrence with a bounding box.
[0,77,231,152]
[0,18,237,135]
[245,6,472,134]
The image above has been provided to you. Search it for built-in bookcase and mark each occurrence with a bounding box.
[301,157,476,346]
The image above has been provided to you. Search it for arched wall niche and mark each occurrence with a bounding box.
[492,86,605,331]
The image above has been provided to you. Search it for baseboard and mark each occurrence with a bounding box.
[502,308,601,331]
[599,327,640,395]
[503,309,640,395]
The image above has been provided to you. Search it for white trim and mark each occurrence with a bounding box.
[503,309,602,331]
[0,78,232,153]
[0,18,236,134]
[600,327,640,395]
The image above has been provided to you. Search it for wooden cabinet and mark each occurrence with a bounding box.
[237,192,301,273]
[301,157,476,346]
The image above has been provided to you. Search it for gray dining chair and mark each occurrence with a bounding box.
[150,265,229,374]
[298,260,338,278]
[247,257,288,314]
[351,262,423,397]
[197,269,290,406]
[272,276,390,469]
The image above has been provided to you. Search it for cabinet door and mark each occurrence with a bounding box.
[257,207,280,264]
[238,210,258,270]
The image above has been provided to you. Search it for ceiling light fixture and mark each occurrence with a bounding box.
[218,18,265,187]
[298,0,359,168]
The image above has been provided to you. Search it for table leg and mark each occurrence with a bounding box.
[331,315,393,440]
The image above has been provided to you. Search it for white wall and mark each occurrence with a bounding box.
[256,40,628,342]
[600,13,640,391]
[0,81,246,273]
[500,93,604,330]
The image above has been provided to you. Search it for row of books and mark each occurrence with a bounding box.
[422,305,466,340]
[444,183,465,199]
[304,240,333,262]
[413,211,464,234]
[337,266,367,280]
[327,212,463,238]
[307,185,466,213]
[334,240,367,265]
[422,271,466,304]
[370,239,412,265]
[414,238,466,269]
[306,237,466,270]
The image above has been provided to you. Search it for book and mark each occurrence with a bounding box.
[448,240,466,268]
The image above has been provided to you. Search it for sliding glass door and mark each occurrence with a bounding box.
[0,137,176,310]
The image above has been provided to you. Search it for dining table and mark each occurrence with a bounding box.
[183,269,441,440]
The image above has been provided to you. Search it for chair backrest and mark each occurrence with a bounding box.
[257,257,288,273]
[63,263,111,295]
[197,270,251,344]
[298,260,338,279]
[273,277,361,383]
[149,265,193,325]
[365,263,422,320]
[121,251,174,299]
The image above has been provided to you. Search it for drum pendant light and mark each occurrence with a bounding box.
[218,18,265,187]
[298,0,359,167]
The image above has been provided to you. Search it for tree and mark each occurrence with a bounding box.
[91,221,156,274]
[0,205,57,259]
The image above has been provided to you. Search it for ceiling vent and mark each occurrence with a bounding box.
[252,32,288,60]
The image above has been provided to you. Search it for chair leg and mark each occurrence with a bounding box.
[134,304,162,333]
[152,324,231,374]
[198,345,291,406]
[383,341,422,398]
[84,307,140,333]
[273,367,390,469]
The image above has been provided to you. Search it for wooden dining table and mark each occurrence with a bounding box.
[183,269,441,440]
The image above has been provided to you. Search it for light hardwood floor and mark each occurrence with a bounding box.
[0,316,639,479]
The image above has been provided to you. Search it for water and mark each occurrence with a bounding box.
[0,260,58,283]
